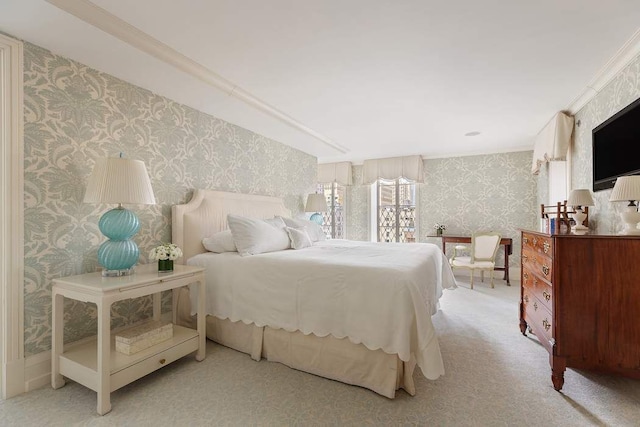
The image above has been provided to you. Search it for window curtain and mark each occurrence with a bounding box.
[531,112,574,175]
[317,162,353,185]
[362,155,424,184]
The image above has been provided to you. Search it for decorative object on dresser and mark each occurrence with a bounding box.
[520,230,640,391]
[83,154,156,275]
[449,232,501,289]
[433,223,446,236]
[305,192,328,225]
[566,189,594,231]
[539,200,572,234]
[609,175,640,235]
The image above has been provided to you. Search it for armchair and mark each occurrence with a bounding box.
[449,232,502,289]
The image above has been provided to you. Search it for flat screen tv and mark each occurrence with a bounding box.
[592,96,640,191]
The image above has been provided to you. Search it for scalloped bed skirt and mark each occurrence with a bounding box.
[176,288,416,398]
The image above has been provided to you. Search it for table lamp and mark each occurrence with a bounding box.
[567,189,595,231]
[84,155,156,275]
[305,193,328,225]
[609,176,640,235]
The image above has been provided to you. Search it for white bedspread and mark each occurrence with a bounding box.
[187,240,457,379]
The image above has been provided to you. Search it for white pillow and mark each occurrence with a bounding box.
[278,217,326,242]
[227,214,291,256]
[202,230,237,253]
[285,226,312,250]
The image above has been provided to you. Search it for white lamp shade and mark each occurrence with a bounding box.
[610,176,640,202]
[567,189,594,207]
[305,193,328,212]
[84,157,156,205]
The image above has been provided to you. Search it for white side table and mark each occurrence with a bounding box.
[51,263,206,415]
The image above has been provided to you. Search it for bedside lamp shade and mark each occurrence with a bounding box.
[84,156,156,274]
[609,176,640,235]
[567,189,594,231]
[305,193,328,225]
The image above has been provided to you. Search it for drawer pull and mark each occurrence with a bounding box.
[532,237,538,246]
[523,236,529,244]
[543,241,550,254]
[542,265,550,276]
[534,301,538,311]
[542,318,551,331]
[543,290,551,302]
[159,358,166,365]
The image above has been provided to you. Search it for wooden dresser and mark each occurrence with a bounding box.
[520,230,640,390]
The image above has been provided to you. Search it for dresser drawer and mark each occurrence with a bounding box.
[522,233,553,258]
[522,248,553,285]
[523,292,554,350]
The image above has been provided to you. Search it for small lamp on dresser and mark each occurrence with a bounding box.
[609,175,640,235]
[567,189,595,231]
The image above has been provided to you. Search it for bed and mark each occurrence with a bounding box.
[172,189,457,398]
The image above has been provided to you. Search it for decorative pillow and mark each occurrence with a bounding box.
[227,214,291,256]
[278,216,326,242]
[285,226,312,250]
[202,230,237,253]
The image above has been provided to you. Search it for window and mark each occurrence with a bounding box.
[316,182,345,239]
[376,178,416,243]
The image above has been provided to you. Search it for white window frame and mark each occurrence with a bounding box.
[317,182,346,239]
[374,178,417,243]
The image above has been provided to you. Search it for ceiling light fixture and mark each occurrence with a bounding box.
[465,131,481,137]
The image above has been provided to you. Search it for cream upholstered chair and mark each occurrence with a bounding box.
[450,232,502,289]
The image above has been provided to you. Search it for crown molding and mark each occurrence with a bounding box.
[45,0,348,155]
[566,28,640,115]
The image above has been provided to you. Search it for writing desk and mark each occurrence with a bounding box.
[431,235,512,285]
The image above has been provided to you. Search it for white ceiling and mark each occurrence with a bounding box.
[2,0,640,163]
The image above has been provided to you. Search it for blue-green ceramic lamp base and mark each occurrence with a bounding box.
[310,212,323,225]
[97,207,141,274]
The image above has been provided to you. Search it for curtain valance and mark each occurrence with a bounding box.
[317,162,353,185]
[362,155,424,184]
[531,112,574,175]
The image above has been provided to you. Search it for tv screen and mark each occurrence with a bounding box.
[592,96,640,191]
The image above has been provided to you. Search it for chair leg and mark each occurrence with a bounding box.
[481,270,484,282]
[490,270,495,288]
[470,270,474,290]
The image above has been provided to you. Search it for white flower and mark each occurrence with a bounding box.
[433,223,446,231]
[149,243,183,261]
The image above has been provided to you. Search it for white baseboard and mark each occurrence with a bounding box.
[24,351,51,392]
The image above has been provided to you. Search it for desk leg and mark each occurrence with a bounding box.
[196,278,206,362]
[96,300,112,415]
[504,245,510,286]
[51,292,65,389]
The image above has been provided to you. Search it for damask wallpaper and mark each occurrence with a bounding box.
[345,152,538,268]
[568,54,640,233]
[22,42,316,356]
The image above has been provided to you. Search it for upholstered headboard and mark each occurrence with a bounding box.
[171,189,291,264]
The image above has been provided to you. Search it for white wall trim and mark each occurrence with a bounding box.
[566,28,640,115]
[0,33,25,399]
[46,0,348,155]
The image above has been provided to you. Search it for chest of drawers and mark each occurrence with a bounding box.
[520,230,640,390]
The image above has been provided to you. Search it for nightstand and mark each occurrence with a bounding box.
[51,263,206,415]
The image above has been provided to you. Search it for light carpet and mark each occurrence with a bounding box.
[1,276,639,426]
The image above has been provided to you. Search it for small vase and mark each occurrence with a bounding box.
[158,259,173,273]
[436,229,442,236]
